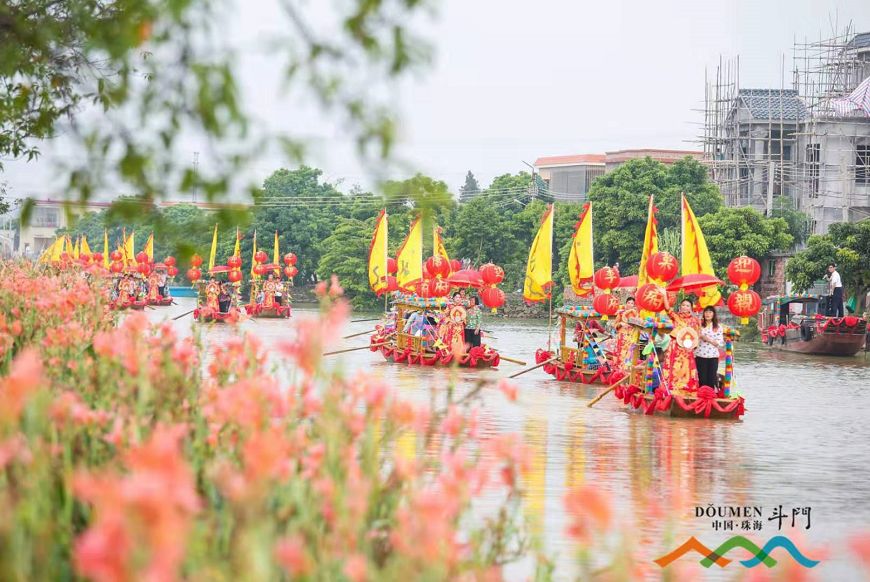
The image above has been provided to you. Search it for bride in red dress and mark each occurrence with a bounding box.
[663,296,700,391]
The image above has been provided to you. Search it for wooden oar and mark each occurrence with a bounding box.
[343,329,375,340]
[498,355,527,366]
[351,317,383,323]
[172,309,195,321]
[587,376,628,408]
[508,357,558,379]
[323,343,386,356]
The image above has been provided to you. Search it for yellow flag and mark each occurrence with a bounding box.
[368,210,389,294]
[51,237,63,262]
[73,237,80,260]
[568,203,594,296]
[636,196,658,288]
[80,235,92,257]
[143,233,154,262]
[523,204,554,303]
[103,230,110,268]
[682,194,721,307]
[250,231,258,277]
[38,238,59,263]
[273,231,280,274]
[396,216,423,292]
[433,225,452,271]
[208,224,218,271]
[64,235,74,257]
[123,231,135,266]
[233,227,241,257]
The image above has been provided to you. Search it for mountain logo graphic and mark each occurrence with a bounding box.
[654,535,820,568]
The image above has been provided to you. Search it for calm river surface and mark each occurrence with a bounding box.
[154,299,870,580]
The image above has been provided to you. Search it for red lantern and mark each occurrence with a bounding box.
[227,255,242,269]
[138,263,151,276]
[135,251,148,264]
[431,278,451,297]
[253,264,266,276]
[110,250,123,262]
[283,266,297,279]
[593,294,620,318]
[593,266,621,291]
[167,266,179,277]
[92,252,103,264]
[164,256,176,267]
[727,289,761,324]
[254,250,268,264]
[727,256,761,290]
[110,261,124,274]
[480,263,505,286]
[187,267,202,282]
[387,257,398,274]
[228,269,242,283]
[480,286,506,311]
[190,254,203,267]
[283,252,297,266]
[425,256,451,279]
[450,259,462,273]
[636,283,666,313]
[417,279,433,298]
[646,251,679,283]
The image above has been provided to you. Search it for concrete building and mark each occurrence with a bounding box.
[533,154,605,201]
[604,148,702,172]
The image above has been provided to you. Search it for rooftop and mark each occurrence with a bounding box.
[737,88,808,121]
[846,31,870,50]
[534,154,606,167]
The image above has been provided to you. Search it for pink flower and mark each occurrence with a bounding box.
[343,553,367,582]
[498,379,518,401]
[440,405,463,437]
[0,348,44,423]
[564,484,612,541]
[274,535,311,576]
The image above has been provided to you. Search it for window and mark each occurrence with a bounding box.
[806,144,820,197]
[856,145,870,185]
[31,207,60,228]
[767,260,776,278]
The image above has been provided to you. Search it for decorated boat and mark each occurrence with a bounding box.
[187,226,245,323]
[758,294,866,356]
[243,232,295,319]
[102,232,180,310]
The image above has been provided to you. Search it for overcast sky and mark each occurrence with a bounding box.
[4,0,870,199]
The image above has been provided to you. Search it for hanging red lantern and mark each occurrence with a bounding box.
[135,251,148,264]
[253,264,265,276]
[92,252,103,264]
[110,250,123,262]
[593,293,620,317]
[450,259,462,273]
[385,276,399,293]
[187,267,201,282]
[636,283,666,313]
[190,254,203,267]
[417,278,433,299]
[227,255,242,269]
[228,269,242,283]
[727,289,761,325]
[164,256,176,267]
[254,250,268,264]
[425,256,451,279]
[138,263,152,276]
[480,286,506,311]
[646,251,679,282]
[110,261,124,274]
[283,252,297,266]
[167,266,179,277]
[593,266,621,291]
[727,256,761,290]
[285,266,298,278]
[431,278,451,297]
[480,263,505,286]
[387,257,398,274]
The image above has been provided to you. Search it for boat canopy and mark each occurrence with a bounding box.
[555,305,600,319]
[391,292,449,309]
[765,294,821,306]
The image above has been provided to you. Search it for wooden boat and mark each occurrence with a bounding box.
[243,278,292,319]
[148,296,174,306]
[534,305,623,385]
[193,306,241,323]
[759,295,866,356]
[110,298,147,311]
[369,294,501,368]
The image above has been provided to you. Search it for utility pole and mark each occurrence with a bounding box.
[192,151,200,203]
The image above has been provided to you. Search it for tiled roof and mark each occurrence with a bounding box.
[847,32,870,50]
[534,154,606,167]
[737,89,808,121]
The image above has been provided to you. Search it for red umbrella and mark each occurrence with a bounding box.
[616,274,638,288]
[448,269,483,288]
[209,265,230,274]
[667,273,724,293]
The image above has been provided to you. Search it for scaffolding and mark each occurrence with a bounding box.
[700,21,870,235]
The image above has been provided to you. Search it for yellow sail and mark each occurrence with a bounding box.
[80,235,92,257]
[681,194,721,307]
[250,230,258,277]
[433,225,451,270]
[103,230,110,268]
[396,216,423,292]
[143,233,154,262]
[523,204,554,303]
[208,224,218,271]
[636,196,658,287]
[368,210,389,294]
[568,202,594,296]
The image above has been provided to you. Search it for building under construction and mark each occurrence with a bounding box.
[702,25,870,235]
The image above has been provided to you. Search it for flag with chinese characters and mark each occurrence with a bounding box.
[143,233,154,262]
[636,195,658,288]
[568,202,594,296]
[681,194,721,307]
[368,209,389,294]
[208,224,218,271]
[123,231,135,266]
[396,216,423,292]
[433,225,452,271]
[523,204,554,303]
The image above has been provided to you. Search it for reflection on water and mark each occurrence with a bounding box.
[153,299,870,580]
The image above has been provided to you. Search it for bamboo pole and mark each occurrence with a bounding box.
[323,343,386,357]
[343,329,375,340]
[508,357,558,379]
[172,309,195,321]
[498,355,527,366]
[351,317,383,323]
[587,376,629,408]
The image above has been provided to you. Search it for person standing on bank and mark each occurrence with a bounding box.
[695,306,724,389]
[826,263,844,317]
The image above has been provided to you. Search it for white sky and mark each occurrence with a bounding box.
[4,0,870,199]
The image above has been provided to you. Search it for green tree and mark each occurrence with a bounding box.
[382,173,455,256]
[698,207,793,276]
[487,171,532,195]
[769,196,811,246]
[458,171,481,203]
[317,217,378,307]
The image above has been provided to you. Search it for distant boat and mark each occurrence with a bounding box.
[759,294,866,356]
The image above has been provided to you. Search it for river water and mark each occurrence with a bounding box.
[155,299,870,580]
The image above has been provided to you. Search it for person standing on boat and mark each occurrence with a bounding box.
[664,296,700,391]
[825,263,844,317]
[695,306,724,389]
[218,283,232,313]
[613,297,638,372]
[465,296,482,348]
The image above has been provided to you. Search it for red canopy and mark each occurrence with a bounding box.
[616,275,638,288]
[448,269,483,288]
[666,274,723,292]
[209,265,230,274]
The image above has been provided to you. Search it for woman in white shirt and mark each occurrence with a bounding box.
[695,306,724,389]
